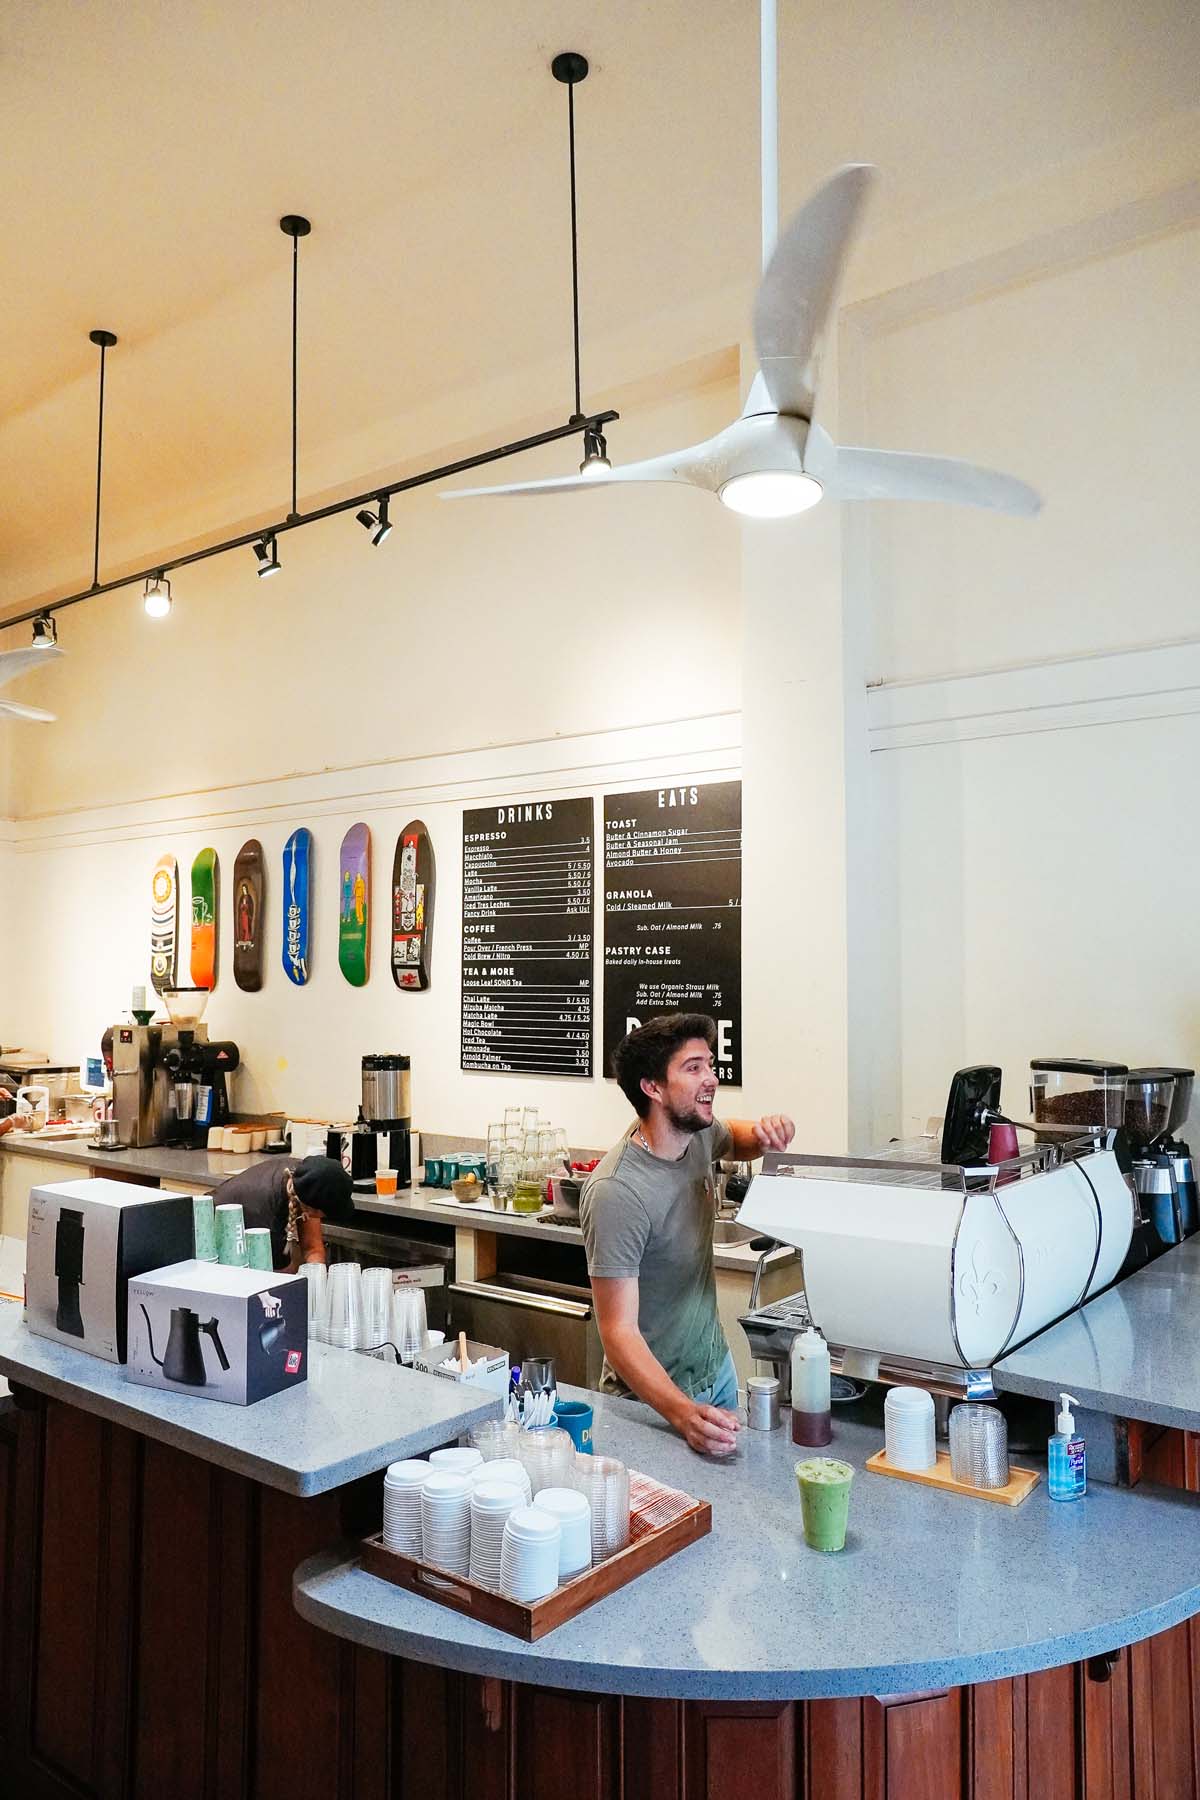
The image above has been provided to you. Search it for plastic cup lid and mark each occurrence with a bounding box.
[504,1506,561,1539]
[421,1472,472,1498]
[532,1486,589,1516]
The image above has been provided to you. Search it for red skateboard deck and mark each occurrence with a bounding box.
[233,839,265,992]
[338,823,371,987]
[391,819,435,990]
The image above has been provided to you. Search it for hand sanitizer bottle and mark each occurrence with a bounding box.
[1048,1391,1086,1500]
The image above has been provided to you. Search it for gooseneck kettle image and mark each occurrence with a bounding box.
[140,1303,230,1386]
[54,1208,86,1338]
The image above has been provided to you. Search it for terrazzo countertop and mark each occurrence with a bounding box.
[293,1387,1200,1701]
[996,1236,1200,1430]
[1,1134,282,1187]
[0,1300,500,1496]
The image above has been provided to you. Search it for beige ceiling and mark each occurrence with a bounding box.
[2,0,1198,617]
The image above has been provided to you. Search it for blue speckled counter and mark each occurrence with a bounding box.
[293,1387,1200,1701]
[0,1300,499,1496]
[996,1237,1200,1431]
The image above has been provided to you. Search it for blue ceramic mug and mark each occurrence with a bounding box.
[553,1398,594,1454]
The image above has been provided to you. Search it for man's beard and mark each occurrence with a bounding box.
[665,1098,711,1135]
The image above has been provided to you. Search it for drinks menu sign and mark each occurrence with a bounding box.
[602,781,742,1085]
[461,798,594,1077]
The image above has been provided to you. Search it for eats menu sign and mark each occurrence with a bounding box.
[602,781,743,1085]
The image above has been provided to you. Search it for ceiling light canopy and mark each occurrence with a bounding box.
[143,573,172,618]
[356,496,392,546]
[253,535,281,579]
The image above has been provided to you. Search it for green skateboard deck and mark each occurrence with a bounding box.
[282,828,312,986]
[391,819,435,991]
[233,839,265,992]
[150,854,178,994]
[338,823,371,987]
[190,848,219,990]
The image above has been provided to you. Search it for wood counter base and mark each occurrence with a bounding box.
[2,1391,1199,1800]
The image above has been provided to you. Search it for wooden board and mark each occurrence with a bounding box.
[360,1495,712,1641]
[189,848,219,991]
[282,828,312,986]
[149,855,178,995]
[337,823,371,987]
[232,839,265,993]
[865,1447,1039,1506]
[391,819,435,991]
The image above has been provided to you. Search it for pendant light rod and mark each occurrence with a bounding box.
[552,52,589,421]
[88,329,117,590]
[760,0,778,269]
[0,405,618,631]
[280,215,310,522]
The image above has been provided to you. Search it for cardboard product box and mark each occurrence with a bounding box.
[127,1261,308,1406]
[412,1337,509,1396]
[26,1179,196,1363]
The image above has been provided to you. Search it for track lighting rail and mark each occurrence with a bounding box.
[1,407,617,633]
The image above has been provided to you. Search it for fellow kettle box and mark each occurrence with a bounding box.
[26,1178,195,1363]
[127,1261,308,1405]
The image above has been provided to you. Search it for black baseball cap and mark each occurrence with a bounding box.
[290,1157,355,1224]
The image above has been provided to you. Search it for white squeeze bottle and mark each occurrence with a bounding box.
[1048,1391,1086,1501]
[790,1327,832,1447]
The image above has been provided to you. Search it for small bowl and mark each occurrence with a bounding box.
[452,1177,483,1203]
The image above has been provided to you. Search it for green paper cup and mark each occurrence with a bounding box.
[192,1194,218,1263]
[245,1228,274,1271]
[795,1456,854,1552]
[214,1202,248,1268]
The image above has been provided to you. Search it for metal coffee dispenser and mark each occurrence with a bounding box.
[328,1054,412,1187]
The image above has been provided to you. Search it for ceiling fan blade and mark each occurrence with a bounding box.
[753,164,876,420]
[0,643,64,689]
[819,443,1042,516]
[441,436,730,501]
[0,699,56,722]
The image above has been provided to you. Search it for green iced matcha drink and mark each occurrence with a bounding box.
[795,1456,854,1552]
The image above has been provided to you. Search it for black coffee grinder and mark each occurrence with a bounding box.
[1125,1068,1197,1255]
[159,988,239,1148]
[54,1208,86,1338]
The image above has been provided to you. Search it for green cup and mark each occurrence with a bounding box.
[795,1456,855,1552]
[245,1228,274,1271]
[192,1194,218,1263]
[214,1202,248,1268]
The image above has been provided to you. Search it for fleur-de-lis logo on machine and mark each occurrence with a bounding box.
[959,1240,1003,1316]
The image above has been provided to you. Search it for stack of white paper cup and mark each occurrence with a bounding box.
[382,1460,427,1554]
[884,1386,937,1471]
[499,1506,561,1602]
[532,1487,592,1580]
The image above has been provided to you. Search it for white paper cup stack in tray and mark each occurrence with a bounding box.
[381,1460,427,1554]
[420,1472,473,1574]
[429,1446,483,1475]
[532,1486,592,1581]
[472,1458,532,1503]
[468,1481,526,1591]
[499,1507,562,1602]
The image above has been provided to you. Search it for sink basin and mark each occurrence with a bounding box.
[712,1220,757,1246]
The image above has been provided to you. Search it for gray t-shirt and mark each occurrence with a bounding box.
[580,1119,733,1397]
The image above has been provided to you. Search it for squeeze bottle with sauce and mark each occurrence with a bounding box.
[1048,1391,1086,1501]
[790,1327,832,1446]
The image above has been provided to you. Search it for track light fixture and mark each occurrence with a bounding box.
[253,535,281,579]
[143,573,172,618]
[31,614,58,650]
[579,426,611,477]
[355,496,392,547]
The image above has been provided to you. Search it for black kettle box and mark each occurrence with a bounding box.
[26,1178,195,1363]
[127,1261,308,1405]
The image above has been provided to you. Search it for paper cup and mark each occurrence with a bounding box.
[375,1168,398,1198]
[214,1202,248,1267]
[192,1194,218,1263]
[245,1228,274,1270]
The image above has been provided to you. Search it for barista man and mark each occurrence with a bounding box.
[581,1014,794,1456]
[217,1155,355,1272]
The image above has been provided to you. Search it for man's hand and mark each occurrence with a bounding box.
[753,1114,795,1151]
[674,1399,741,1457]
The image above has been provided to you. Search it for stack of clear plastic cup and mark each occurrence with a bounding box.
[469,1480,526,1591]
[518,1427,574,1495]
[532,1486,592,1580]
[948,1403,1009,1489]
[499,1506,561,1601]
[360,1267,393,1359]
[469,1419,523,1461]
[390,1284,428,1363]
[381,1459,427,1554]
[325,1262,364,1349]
[883,1386,937,1472]
[300,1262,327,1343]
[575,1455,630,1562]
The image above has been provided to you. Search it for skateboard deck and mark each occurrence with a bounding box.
[233,839,265,992]
[190,848,219,991]
[150,855,179,994]
[338,823,371,987]
[391,819,435,991]
[282,828,312,986]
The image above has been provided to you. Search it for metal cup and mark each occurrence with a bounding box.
[174,1082,195,1121]
[520,1356,556,1394]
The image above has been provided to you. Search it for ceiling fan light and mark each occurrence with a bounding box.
[31,613,58,649]
[718,470,823,519]
[143,574,172,619]
[252,535,281,578]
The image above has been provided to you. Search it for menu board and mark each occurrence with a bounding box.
[603,781,742,1085]
[461,797,594,1077]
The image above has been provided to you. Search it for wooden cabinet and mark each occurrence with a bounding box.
[3,1388,1200,1800]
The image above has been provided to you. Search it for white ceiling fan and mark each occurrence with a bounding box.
[0,640,63,723]
[444,3,1040,522]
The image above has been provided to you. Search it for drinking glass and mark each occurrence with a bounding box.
[513,1146,546,1214]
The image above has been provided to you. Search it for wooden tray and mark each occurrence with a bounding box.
[866,1447,1039,1506]
[360,1497,712,1640]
